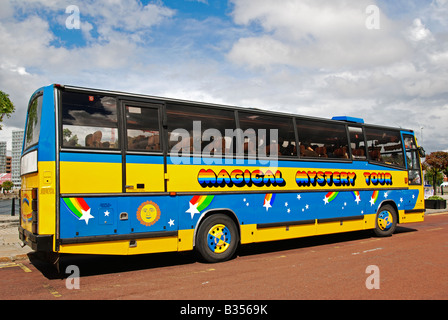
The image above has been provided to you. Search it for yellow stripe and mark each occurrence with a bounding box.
[167,165,409,193]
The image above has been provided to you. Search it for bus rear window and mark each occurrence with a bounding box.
[61,91,119,149]
[24,95,43,150]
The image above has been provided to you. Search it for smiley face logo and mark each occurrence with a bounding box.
[137,201,161,227]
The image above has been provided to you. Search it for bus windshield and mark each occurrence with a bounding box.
[24,94,43,151]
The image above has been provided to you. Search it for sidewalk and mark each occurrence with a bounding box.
[0,215,33,262]
[1,203,447,263]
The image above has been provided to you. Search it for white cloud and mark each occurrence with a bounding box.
[408,18,434,42]
[429,0,448,28]
[0,1,14,19]
[79,0,175,41]
[228,0,408,70]
[7,0,175,42]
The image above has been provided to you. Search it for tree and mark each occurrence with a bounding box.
[424,151,448,194]
[0,90,16,130]
[1,181,14,193]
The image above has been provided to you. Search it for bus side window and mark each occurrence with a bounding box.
[365,128,405,168]
[297,119,349,160]
[126,106,161,152]
[61,92,119,149]
[166,104,237,157]
[348,126,367,160]
[24,95,43,150]
[237,112,297,158]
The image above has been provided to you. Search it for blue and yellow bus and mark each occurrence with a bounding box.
[19,84,425,263]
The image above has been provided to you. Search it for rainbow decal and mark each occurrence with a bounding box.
[186,195,215,219]
[63,197,94,225]
[351,191,361,204]
[21,195,32,222]
[263,193,276,211]
[198,170,219,187]
[370,190,379,206]
[323,192,339,204]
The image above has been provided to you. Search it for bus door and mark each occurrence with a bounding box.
[123,102,165,193]
[402,133,423,209]
[403,134,423,185]
[60,90,123,194]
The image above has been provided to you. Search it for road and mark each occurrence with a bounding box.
[1,213,447,303]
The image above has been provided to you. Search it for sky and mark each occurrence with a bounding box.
[0,0,447,153]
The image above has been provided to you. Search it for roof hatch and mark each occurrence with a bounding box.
[332,116,364,124]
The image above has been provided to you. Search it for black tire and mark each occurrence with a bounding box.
[196,214,239,263]
[373,204,397,237]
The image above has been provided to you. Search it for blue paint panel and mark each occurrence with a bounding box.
[38,85,57,161]
[126,154,164,164]
[178,189,419,228]
[59,187,420,240]
[23,84,57,161]
[60,152,122,163]
[167,156,402,171]
[60,153,164,164]
[60,196,179,239]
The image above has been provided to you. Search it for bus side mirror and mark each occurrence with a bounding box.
[418,147,425,158]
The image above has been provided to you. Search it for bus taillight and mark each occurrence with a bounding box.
[31,188,38,234]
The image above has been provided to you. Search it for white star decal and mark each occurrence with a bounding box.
[168,219,175,227]
[263,199,272,212]
[186,202,200,219]
[79,209,94,225]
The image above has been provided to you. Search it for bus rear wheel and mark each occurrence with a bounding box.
[196,214,239,263]
[373,204,397,237]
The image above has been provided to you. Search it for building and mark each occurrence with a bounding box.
[5,156,11,173]
[0,141,6,173]
[11,130,24,187]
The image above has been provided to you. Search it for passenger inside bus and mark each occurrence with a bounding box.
[92,130,102,148]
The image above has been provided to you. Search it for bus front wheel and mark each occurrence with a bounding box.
[196,214,239,263]
[373,204,397,237]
